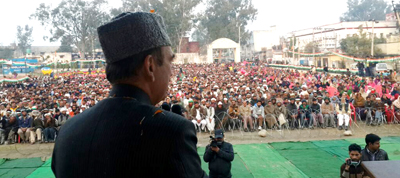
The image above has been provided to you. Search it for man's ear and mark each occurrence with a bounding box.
[143,55,156,82]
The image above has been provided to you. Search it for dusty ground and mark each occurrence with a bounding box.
[1,122,399,159]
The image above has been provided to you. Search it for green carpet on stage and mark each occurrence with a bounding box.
[2,136,400,178]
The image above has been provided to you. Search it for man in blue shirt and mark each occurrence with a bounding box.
[17,109,32,143]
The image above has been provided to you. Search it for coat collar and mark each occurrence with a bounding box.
[109,84,152,105]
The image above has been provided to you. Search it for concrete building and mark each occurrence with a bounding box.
[179,37,200,53]
[290,21,398,53]
[248,27,280,52]
[173,37,201,64]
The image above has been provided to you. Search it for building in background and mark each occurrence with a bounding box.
[246,26,281,61]
[179,37,199,53]
[174,37,201,64]
[290,21,398,53]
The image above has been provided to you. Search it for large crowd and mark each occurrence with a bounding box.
[0,73,110,144]
[160,61,400,133]
[0,61,399,145]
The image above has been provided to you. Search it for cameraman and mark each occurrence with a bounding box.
[340,143,369,178]
[204,129,234,178]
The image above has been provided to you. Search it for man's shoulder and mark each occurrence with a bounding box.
[361,148,368,154]
[379,149,388,155]
[223,142,233,148]
[67,99,189,129]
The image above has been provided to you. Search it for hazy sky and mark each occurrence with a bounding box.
[0,0,391,46]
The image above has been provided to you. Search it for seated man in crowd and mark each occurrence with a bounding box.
[190,101,207,132]
[228,99,240,130]
[274,101,287,128]
[321,97,335,128]
[336,102,351,131]
[56,108,70,131]
[215,102,227,129]
[299,100,312,128]
[364,96,374,122]
[239,100,253,132]
[30,110,44,144]
[340,143,369,178]
[373,98,385,125]
[286,98,298,129]
[204,102,215,132]
[4,114,18,144]
[18,109,32,143]
[252,100,265,130]
[310,99,324,128]
[0,113,6,145]
[264,100,278,129]
[185,100,194,119]
[361,133,389,161]
[43,113,57,143]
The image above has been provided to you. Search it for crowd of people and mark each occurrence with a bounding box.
[159,61,400,133]
[0,73,110,144]
[0,61,399,145]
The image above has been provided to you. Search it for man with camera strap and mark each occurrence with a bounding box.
[204,129,234,178]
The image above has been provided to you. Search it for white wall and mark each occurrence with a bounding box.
[376,43,400,55]
[174,53,200,64]
[292,21,398,52]
[252,28,280,52]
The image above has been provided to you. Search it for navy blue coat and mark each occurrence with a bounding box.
[52,84,207,178]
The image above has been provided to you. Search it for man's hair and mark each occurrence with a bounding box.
[365,133,381,145]
[349,143,362,153]
[106,47,163,84]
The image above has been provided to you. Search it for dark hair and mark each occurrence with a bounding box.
[171,104,183,116]
[106,47,163,84]
[365,133,381,146]
[349,143,362,153]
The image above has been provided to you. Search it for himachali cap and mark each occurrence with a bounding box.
[97,12,172,63]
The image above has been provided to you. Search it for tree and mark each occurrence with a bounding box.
[340,0,391,21]
[120,0,202,52]
[304,42,320,53]
[287,37,298,57]
[31,0,110,56]
[192,0,257,46]
[339,25,384,58]
[16,25,33,55]
[57,36,74,52]
[0,48,14,59]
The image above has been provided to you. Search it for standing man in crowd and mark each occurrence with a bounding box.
[357,61,364,77]
[204,129,234,178]
[52,12,206,178]
[361,133,389,161]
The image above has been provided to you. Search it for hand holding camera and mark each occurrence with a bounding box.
[209,136,221,153]
[346,158,360,167]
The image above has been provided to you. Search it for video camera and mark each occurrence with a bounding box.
[346,159,360,167]
[209,136,222,148]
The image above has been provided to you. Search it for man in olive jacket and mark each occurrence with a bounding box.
[52,12,206,178]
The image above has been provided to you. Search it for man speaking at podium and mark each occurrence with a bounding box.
[52,12,207,178]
